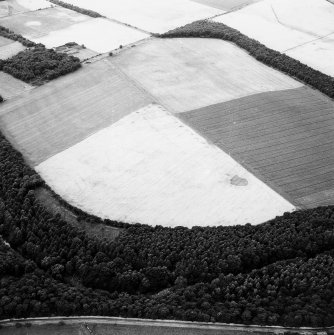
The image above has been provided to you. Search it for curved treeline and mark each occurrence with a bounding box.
[49,0,103,17]
[160,21,334,100]
[0,127,333,326]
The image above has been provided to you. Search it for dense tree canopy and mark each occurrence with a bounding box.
[0,25,81,84]
[0,46,81,84]
[49,0,103,17]
[0,25,36,47]
[0,126,333,326]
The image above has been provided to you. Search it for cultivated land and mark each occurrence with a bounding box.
[33,17,149,53]
[0,6,90,39]
[0,0,51,17]
[178,86,334,209]
[57,0,223,33]
[112,38,302,113]
[191,0,259,10]
[0,36,25,60]
[0,60,152,165]
[214,0,334,76]
[36,104,294,228]
[0,72,32,99]
[2,317,330,335]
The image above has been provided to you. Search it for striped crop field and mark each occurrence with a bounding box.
[111,38,302,113]
[0,60,152,165]
[36,104,294,227]
[178,86,334,208]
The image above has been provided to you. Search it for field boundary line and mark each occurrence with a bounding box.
[176,113,302,209]
[0,316,333,332]
[106,51,174,112]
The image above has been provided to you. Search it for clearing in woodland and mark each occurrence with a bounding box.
[0,0,51,17]
[36,104,294,228]
[56,0,223,33]
[111,38,302,113]
[0,60,152,165]
[214,0,334,76]
[178,86,334,209]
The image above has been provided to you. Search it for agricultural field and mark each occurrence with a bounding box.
[56,0,223,33]
[0,60,151,165]
[33,18,149,53]
[0,0,51,17]
[0,6,90,39]
[191,0,259,10]
[0,71,33,99]
[214,0,334,76]
[36,104,294,228]
[0,36,25,60]
[0,6,149,53]
[111,38,302,112]
[178,86,334,209]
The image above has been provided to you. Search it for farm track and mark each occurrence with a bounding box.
[179,86,334,209]
[0,316,333,335]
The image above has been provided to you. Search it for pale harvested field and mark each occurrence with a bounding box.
[214,0,334,76]
[111,38,302,113]
[0,6,90,39]
[33,18,149,53]
[191,0,259,10]
[0,41,26,60]
[286,33,334,77]
[0,60,152,165]
[0,72,33,99]
[36,104,294,228]
[57,0,223,33]
[0,0,51,17]
[178,86,334,208]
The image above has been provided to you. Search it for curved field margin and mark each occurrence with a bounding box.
[111,38,302,112]
[178,86,334,209]
[36,104,294,228]
[161,20,334,100]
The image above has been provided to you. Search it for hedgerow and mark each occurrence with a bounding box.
[49,0,103,17]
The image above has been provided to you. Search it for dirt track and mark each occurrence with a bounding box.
[0,316,332,335]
